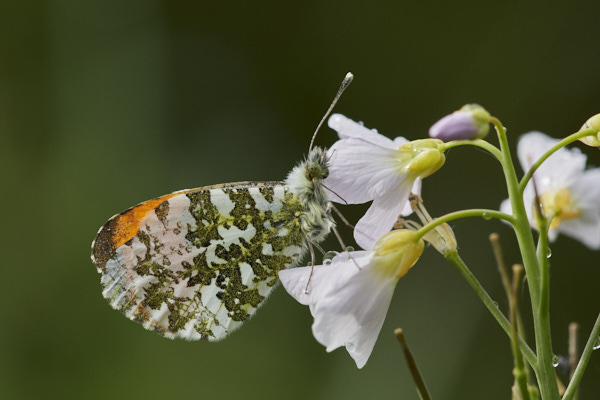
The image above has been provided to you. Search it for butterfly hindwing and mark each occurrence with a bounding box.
[92,182,306,341]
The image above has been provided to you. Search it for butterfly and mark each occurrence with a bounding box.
[91,73,353,341]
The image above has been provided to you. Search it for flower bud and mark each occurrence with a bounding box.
[578,113,600,147]
[429,104,491,142]
[371,230,424,279]
[399,138,446,178]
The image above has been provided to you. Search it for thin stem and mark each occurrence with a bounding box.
[568,322,579,400]
[489,233,512,297]
[395,328,432,400]
[440,138,503,162]
[510,264,531,400]
[536,211,558,398]
[562,313,600,400]
[414,209,514,241]
[518,128,596,193]
[446,251,536,367]
[490,234,536,390]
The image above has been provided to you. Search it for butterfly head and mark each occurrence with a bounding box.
[305,146,329,181]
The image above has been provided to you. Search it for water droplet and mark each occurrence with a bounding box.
[345,246,355,252]
[546,247,552,258]
[552,354,559,367]
[554,355,571,375]
[482,212,492,220]
[492,301,499,308]
[322,251,339,264]
[593,336,600,350]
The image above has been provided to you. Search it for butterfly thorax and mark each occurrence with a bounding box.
[284,146,333,244]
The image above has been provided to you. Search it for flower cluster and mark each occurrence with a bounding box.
[280,114,447,367]
[280,108,600,371]
[324,114,445,250]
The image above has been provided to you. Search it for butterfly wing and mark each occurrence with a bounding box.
[92,182,305,340]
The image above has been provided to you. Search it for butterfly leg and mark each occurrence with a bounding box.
[330,202,355,229]
[304,242,317,294]
[327,202,361,270]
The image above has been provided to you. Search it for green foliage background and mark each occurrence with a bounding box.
[2,1,599,399]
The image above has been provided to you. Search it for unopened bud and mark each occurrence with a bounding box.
[372,230,424,279]
[399,139,446,179]
[578,113,600,147]
[429,104,491,142]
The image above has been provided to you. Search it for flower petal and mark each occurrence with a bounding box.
[279,252,372,306]
[556,168,600,249]
[353,183,415,250]
[311,266,397,368]
[500,198,513,215]
[569,167,600,215]
[328,113,404,147]
[325,138,411,204]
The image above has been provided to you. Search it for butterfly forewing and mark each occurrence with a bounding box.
[92,181,305,341]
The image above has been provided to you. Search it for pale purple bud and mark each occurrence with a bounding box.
[429,104,490,142]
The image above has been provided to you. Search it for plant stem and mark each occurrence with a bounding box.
[415,209,514,241]
[395,328,432,400]
[492,117,560,399]
[510,264,531,400]
[446,252,536,367]
[519,128,597,192]
[489,233,512,298]
[440,138,503,162]
[562,313,600,400]
[568,322,579,400]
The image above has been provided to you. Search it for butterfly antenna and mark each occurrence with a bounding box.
[308,72,354,152]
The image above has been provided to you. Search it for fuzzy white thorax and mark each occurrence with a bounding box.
[285,147,334,244]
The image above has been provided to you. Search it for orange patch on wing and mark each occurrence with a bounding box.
[92,189,199,271]
[110,193,180,249]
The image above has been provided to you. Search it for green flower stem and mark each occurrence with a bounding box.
[535,213,555,395]
[445,251,536,367]
[519,128,596,192]
[492,117,560,399]
[414,209,514,241]
[562,313,600,400]
[440,139,503,162]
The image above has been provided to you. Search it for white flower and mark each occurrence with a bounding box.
[500,131,600,249]
[325,114,445,250]
[279,230,424,368]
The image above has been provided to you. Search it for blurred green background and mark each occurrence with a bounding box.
[2,1,599,399]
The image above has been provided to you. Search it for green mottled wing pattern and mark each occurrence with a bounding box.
[92,182,305,341]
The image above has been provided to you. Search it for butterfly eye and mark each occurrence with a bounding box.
[306,161,328,180]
